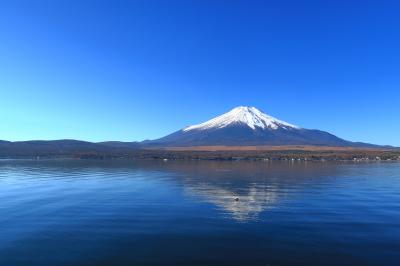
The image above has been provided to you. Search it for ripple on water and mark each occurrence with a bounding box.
[0,160,399,266]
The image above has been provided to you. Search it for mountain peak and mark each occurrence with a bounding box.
[184,106,299,132]
[150,106,368,147]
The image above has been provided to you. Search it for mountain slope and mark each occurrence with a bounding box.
[148,106,372,147]
[0,139,142,157]
[0,106,388,158]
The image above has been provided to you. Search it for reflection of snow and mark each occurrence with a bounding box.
[158,160,342,221]
[184,183,279,221]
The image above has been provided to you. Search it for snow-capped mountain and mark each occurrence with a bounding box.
[183,106,299,131]
[148,106,369,147]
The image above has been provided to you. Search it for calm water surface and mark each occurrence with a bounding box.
[0,159,399,265]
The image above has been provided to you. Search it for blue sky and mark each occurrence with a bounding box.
[1,0,399,145]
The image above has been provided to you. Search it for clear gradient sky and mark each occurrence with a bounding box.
[1,0,399,145]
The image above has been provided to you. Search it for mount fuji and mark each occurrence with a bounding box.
[147,106,372,147]
[0,106,392,158]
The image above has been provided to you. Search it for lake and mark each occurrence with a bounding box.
[0,159,399,265]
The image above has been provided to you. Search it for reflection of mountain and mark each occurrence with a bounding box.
[5,159,343,221]
[155,160,343,221]
[184,182,279,221]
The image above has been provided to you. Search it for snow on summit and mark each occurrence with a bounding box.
[184,106,299,132]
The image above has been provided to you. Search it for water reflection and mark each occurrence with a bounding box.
[1,160,400,266]
[151,161,344,221]
[0,159,344,222]
[184,182,279,221]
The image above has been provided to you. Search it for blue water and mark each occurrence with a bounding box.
[0,160,399,265]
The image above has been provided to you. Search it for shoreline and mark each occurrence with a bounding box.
[1,148,399,162]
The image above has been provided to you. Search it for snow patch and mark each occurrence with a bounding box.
[184,106,300,132]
